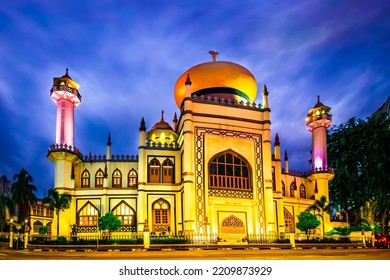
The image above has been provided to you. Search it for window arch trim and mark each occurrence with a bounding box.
[81,169,90,188]
[208,150,252,191]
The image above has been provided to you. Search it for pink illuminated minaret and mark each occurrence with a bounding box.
[50,69,82,146]
[306,95,332,171]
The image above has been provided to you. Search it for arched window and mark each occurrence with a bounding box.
[128,169,138,188]
[112,201,135,226]
[33,221,43,233]
[112,169,122,188]
[149,158,161,183]
[46,222,52,236]
[162,158,174,183]
[272,167,276,191]
[290,181,296,197]
[81,169,90,188]
[209,151,251,191]
[95,169,104,188]
[299,184,306,199]
[77,202,99,226]
[152,199,170,232]
[284,208,295,233]
[282,181,286,196]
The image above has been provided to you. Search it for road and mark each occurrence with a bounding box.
[1,247,390,260]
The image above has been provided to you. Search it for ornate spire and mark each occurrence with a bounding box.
[185,73,192,86]
[173,112,178,131]
[209,50,219,62]
[262,84,269,96]
[140,117,146,131]
[107,133,111,146]
[161,110,164,121]
[284,149,288,161]
[62,68,72,79]
[275,133,280,146]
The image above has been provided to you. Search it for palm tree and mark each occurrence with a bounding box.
[306,195,333,237]
[0,195,14,232]
[12,168,37,220]
[43,189,72,236]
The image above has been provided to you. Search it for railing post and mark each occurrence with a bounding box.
[289,233,295,249]
[143,219,150,249]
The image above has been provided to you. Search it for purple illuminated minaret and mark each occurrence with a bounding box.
[50,69,82,146]
[305,95,332,171]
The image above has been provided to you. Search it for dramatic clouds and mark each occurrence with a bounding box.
[0,0,389,196]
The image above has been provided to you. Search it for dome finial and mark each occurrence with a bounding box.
[161,110,164,121]
[185,73,192,86]
[209,50,219,62]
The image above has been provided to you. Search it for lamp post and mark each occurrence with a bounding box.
[371,225,375,247]
[24,219,29,249]
[9,218,13,249]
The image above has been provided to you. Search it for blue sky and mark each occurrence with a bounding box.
[1,0,389,197]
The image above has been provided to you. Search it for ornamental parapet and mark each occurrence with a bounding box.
[192,95,263,110]
[83,153,138,162]
[145,140,180,150]
[282,167,335,177]
[48,143,83,158]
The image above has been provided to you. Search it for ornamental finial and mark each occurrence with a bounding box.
[209,50,219,62]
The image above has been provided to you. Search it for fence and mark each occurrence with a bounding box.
[1,231,365,246]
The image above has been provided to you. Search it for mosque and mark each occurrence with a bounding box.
[45,51,334,239]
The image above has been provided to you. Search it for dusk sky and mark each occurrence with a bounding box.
[1,0,389,198]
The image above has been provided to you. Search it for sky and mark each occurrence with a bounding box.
[0,0,389,198]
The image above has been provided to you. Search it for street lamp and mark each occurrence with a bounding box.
[9,218,14,249]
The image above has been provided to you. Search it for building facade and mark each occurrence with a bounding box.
[47,53,334,239]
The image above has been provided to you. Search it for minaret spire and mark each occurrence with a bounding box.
[173,112,178,131]
[140,117,146,131]
[262,84,269,109]
[107,133,111,146]
[275,133,280,146]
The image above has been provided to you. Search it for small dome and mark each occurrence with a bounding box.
[174,54,257,108]
[150,111,173,131]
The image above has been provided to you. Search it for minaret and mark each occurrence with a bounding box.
[106,133,111,161]
[262,84,269,109]
[173,112,178,132]
[284,149,289,173]
[306,95,334,235]
[306,95,332,171]
[274,133,280,160]
[50,69,82,147]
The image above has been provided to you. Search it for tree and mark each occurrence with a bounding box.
[306,195,332,237]
[328,112,390,232]
[43,189,72,236]
[296,211,320,239]
[0,195,14,232]
[98,212,122,238]
[12,168,37,220]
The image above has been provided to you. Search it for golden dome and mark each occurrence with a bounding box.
[174,59,257,108]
